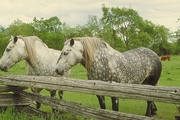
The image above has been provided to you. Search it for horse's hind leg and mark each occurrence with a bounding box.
[111,97,119,111]
[151,102,157,115]
[142,64,161,116]
[96,95,106,109]
[145,101,152,116]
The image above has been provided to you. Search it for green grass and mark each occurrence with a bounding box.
[0,106,44,120]
[159,55,180,86]
[0,56,180,120]
[0,106,69,120]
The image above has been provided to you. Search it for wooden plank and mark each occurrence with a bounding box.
[0,75,179,104]
[0,85,27,92]
[17,90,159,120]
[18,106,47,117]
[0,93,35,106]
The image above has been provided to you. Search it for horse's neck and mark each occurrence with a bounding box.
[26,44,60,74]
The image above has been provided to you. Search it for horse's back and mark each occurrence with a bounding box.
[123,47,160,65]
[89,47,161,84]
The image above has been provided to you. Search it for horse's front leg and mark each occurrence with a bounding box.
[111,97,119,111]
[96,95,106,109]
[145,101,157,116]
[58,91,63,99]
[50,90,57,112]
[57,91,64,114]
[31,87,43,109]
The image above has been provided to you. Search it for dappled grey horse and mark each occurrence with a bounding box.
[55,37,162,116]
[0,36,70,111]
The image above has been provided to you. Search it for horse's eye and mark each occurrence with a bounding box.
[64,52,68,55]
[6,48,11,52]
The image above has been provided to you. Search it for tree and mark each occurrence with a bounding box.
[149,25,171,54]
[31,16,64,50]
[101,5,121,50]
[84,15,103,37]
[0,25,8,56]
[101,5,156,50]
[0,25,6,32]
[32,16,62,34]
[172,18,180,54]
[101,5,150,51]
[1,21,36,56]
[100,5,172,53]
[6,19,35,36]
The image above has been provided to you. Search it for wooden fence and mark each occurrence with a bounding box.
[0,75,180,120]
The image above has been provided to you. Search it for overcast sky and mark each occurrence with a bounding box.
[0,0,180,32]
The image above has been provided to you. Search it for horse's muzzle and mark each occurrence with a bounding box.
[55,69,64,76]
[0,66,8,72]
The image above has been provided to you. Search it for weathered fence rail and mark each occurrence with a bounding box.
[0,93,34,106]
[0,75,180,104]
[0,75,180,120]
[18,90,157,120]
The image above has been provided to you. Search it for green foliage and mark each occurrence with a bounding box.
[101,5,145,50]
[0,33,9,56]
[172,28,180,54]
[32,16,62,33]
[0,17,65,56]
[0,6,179,57]
[31,16,65,50]
[7,19,35,36]
[100,5,172,54]
[39,32,64,50]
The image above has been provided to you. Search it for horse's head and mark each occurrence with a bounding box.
[0,36,27,72]
[55,39,84,75]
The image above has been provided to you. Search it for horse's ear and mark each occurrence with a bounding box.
[14,36,18,43]
[70,39,74,46]
[11,35,14,39]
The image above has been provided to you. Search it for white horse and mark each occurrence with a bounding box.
[0,36,70,111]
[55,37,162,117]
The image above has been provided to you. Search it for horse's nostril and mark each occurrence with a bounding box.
[55,69,64,76]
[55,69,58,73]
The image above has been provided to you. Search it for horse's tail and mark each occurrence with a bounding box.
[155,59,162,86]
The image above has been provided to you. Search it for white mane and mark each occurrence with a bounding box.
[19,36,61,76]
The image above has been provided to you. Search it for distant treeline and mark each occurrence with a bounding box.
[0,5,180,56]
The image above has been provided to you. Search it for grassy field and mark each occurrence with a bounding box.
[0,55,180,119]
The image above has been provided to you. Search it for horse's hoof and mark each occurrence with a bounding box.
[145,112,157,117]
[52,109,64,114]
[145,113,151,117]
[145,114,151,117]
[36,104,41,109]
[151,108,157,116]
[151,112,157,116]
[145,115,151,117]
